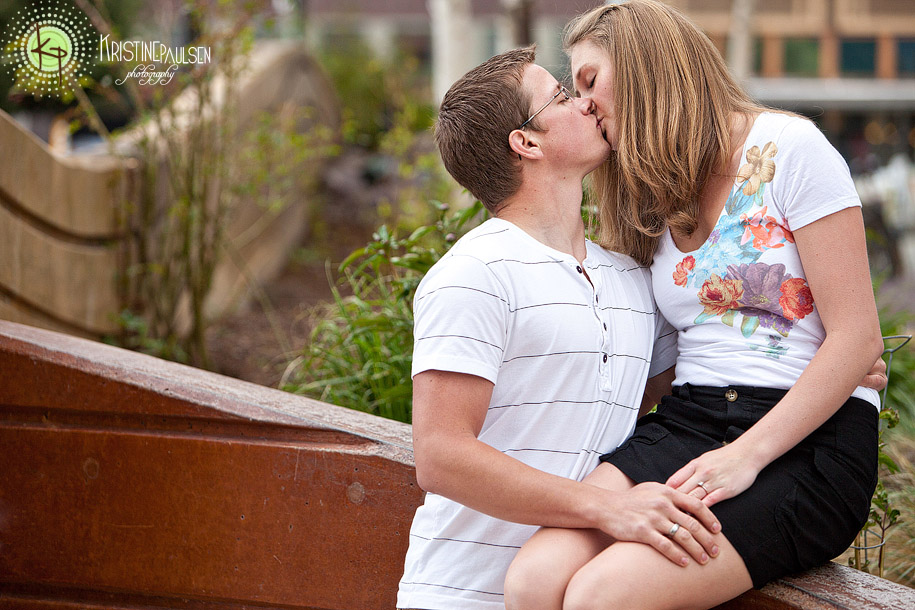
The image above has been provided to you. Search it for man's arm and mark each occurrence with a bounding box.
[639,367,675,418]
[412,369,722,567]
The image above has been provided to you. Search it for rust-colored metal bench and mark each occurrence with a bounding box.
[1,320,913,609]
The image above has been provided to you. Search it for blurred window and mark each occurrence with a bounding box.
[899,39,915,76]
[752,37,763,75]
[784,38,819,76]
[841,39,876,76]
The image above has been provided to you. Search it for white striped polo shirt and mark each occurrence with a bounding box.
[397,218,677,610]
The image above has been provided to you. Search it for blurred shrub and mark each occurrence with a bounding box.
[317,38,435,151]
[282,200,486,423]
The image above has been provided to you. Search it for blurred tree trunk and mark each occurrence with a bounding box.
[728,0,755,81]
[429,0,473,103]
[503,0,534,47]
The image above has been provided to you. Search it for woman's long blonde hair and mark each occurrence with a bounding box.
[565,0,766,265]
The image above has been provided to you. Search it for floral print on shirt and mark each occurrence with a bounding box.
[672,141,814,350]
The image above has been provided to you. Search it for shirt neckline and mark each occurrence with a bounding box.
[489,217,596,268]
[664,112,770,256]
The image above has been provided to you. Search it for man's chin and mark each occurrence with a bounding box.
[584,155,610,176]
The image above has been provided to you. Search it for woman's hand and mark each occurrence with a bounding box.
[665,443,764,507]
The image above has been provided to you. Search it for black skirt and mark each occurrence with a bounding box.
[599,384,878,588]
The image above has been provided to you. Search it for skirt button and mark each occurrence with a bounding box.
[725,389,738,402]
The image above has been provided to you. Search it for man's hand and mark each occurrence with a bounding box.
[583,464,721,567]
[861,355,887,392]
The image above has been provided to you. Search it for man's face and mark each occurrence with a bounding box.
[519,64,611,173]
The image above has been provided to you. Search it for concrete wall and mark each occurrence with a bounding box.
[0,110,134,337]
[0,41,338,340]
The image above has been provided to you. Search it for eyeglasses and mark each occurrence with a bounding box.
[518,85,573,130]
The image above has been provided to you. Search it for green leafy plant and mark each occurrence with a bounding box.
[90,3,337,368]
[282,200,486,422]
[848,299,913,580]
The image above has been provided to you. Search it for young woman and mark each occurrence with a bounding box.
[503,2,884,609]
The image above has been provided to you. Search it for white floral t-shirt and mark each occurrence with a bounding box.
[652,112,879,407]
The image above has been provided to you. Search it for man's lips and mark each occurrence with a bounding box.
[595,117,609,143]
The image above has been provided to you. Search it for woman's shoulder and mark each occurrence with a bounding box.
[752,111,824,148]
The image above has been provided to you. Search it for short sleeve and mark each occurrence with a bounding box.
[648,310,678,377]
[771,117,861,231]
[411,254,510,383]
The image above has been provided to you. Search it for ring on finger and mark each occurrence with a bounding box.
[697,481,709,493]
[667,523,681,538]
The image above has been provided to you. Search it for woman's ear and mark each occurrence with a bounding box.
[509,128,542,162]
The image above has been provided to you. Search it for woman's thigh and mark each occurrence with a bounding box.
[563,533,753,610]
[504,464,634,610]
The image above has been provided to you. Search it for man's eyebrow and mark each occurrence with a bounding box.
[541,81,562,99]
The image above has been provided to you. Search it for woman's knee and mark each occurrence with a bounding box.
[504,551,562,610]
[562,561,635,610]
[505,527,613,610]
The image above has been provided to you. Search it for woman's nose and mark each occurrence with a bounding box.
[577,96,595,114]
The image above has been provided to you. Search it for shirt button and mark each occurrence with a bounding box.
[595,295,599,303]
[725,389,738,402]
[602,354,608,363]
[576,265,583,273]
[603,323,607,330]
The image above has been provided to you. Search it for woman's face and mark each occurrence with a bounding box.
[569,40,617,150]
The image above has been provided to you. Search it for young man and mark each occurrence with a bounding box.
[397,47,723,610]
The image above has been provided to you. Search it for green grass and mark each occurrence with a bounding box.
[881,434,915,586]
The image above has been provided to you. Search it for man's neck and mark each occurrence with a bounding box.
[496,174,588,262]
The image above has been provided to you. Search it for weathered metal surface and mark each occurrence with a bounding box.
[0,320,420,609]
[760,562,915,610]
[2,319,914,609]
[714,561,915,609]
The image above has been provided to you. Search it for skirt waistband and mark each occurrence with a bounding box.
[674,383,789,404]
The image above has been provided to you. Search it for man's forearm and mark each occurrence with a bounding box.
[415,432,605,530]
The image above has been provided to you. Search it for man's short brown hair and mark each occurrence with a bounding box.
[434,46,538,212]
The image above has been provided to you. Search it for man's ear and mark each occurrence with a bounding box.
[508,128,542,161]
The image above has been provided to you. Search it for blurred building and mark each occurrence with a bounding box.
[306,0,914,161]
[305,0,915,276]
[668,0,915,172]
[305,1,597,91]
[669,0,915,278]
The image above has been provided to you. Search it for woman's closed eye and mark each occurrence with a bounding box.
[575,74,596,95]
